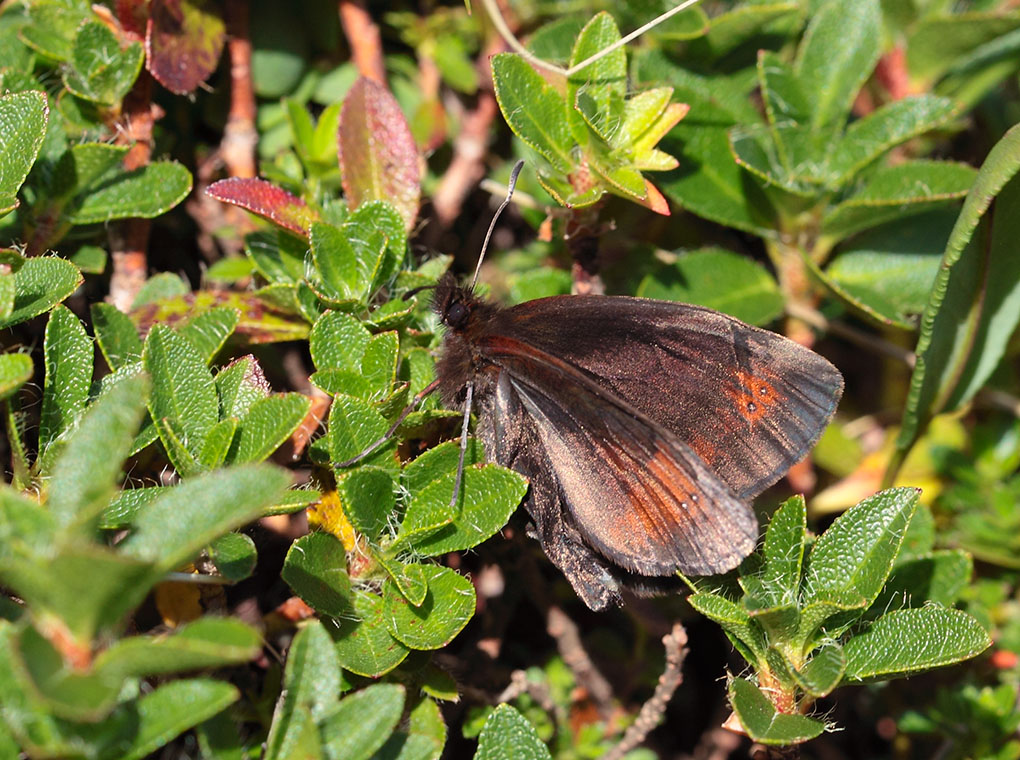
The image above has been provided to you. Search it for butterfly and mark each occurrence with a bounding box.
[430,274,843,610]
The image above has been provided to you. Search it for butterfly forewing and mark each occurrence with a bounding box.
[484,295,843,500]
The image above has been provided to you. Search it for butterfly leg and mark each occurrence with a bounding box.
[450,380,474,509]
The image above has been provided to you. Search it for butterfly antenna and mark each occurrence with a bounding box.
[470,160,525,290]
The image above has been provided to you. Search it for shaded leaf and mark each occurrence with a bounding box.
[729,677,825,745]
[475,704,552,760]
[146,0,226,94]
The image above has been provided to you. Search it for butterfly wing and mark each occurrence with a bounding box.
[485,295,843,500]
[479,335,758,582]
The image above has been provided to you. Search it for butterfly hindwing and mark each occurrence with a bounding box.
[479,335,758,578]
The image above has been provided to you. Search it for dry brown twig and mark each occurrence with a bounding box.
[546,605,615,719]
[603,622,690,760]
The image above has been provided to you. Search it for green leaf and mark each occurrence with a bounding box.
[821,160,976,242]
[155,416,203,476]
[19,2,90,62]
[492,54,572,172]
[758,50,809,127]
[374,695,447,760]
[282,532,353,618]
[116,678,240,760]
[475,704,553,760]
[826,96,957,184]
[121,463,292,573]
[728,677,825,745]
[179,307,239,363]
[636,248,783,325]
[382,565,475,650]
[568,13,626,119]
[228,393,311,464]
[331,589,410,677]
[310,311,398,401]
[0,90,48,217]
[310,310,371,370]
[0,257,82,329]
[874,550,972,611]
[377,557,428,607]
[340,466,394,542]
[320,684,405,760]
[746,495,806,609]
[144,324,219,457]
[908,12,1020,85]
[310,221,386,304]
[698,3,799,59]
[199,418,239,470]
[62,21,143,105]
[216,355,270,419]
[399,462,526,556]
[843,606,991,681]
[801,488,919,635]
[689,592,767,663]
[634,52,772,236]
[14,623,122,720]
[794,0,881,130]
[91,302,143,370]
[820,209,953,329]
[0,272,13,320]
[132,271,190,308]
[790,641,846,698]
[68,161,193,224]
[3,542,154,646]
[896,124,1020,460]
[207,532,256,583]
[265,620,342,760]
[328,394,398,472]
[38,305,93,464]
[0,353,32,402]
[68,244,107,274]
[46,373,149,536]
[101,486,168,529]
[95,617,261,678]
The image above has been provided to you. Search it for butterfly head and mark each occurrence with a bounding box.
[432,272,491,333]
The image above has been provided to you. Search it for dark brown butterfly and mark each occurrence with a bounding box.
[431,275,843,610]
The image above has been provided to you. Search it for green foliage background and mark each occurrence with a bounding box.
[0,0,1019,758]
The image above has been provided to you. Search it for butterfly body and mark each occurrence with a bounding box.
[433,272,843,610]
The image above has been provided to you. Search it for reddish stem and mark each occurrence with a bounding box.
[432,34,507,227]
[109,71,156,312]
[338,0,386,85]
[223,0,257,178]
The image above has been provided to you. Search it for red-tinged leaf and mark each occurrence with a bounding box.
[636,179,671,216]
[116,0,149,40]
[207,178,319,236]
[146,0,226,95]
[338,77,421,233]
[131,291,310,344]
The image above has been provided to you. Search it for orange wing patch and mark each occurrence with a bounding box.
[724,368,785,426]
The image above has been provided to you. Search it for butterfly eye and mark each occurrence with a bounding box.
[445,302,469,328]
